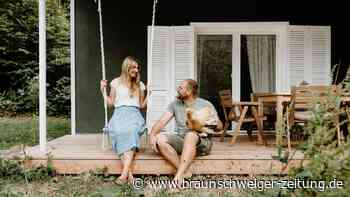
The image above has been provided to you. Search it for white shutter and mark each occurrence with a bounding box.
[172,26,195,97]
[310,26,331,85]
[147,26,172,131]
[288,26,331,88]
[147,26,195,132]
[288,26,307,87]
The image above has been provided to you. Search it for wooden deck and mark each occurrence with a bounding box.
[14,134,305,175]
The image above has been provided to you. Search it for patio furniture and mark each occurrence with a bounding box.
[287,85,338,151]
[251,92,291,134]
[219,90,266,145]
[289,85,337,125]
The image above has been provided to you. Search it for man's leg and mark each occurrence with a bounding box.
[156,133,180,169]
[174,132,199,181]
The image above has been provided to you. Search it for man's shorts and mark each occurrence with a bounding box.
[163,132,213,156]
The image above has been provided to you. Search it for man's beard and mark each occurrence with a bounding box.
[176,91,187,101]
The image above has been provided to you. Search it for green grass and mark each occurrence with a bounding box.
[0,116,70,149]
[0,173,249,197]
[1,173,119,197]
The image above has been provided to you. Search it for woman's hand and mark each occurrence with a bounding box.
[145,84,152,97]
[140,85,151,110]
[100,80,108,90]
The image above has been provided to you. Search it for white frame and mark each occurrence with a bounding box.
[39,0,76,151]
[70,0,76,135]
[191,22,290,101]
[39,0,47,151]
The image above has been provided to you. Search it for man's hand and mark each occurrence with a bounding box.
[214,120,223,132]
[148,111,173,153]
[149,133,158,153]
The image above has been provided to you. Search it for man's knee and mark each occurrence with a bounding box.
[184,132,199,145]
[155,133,168,145]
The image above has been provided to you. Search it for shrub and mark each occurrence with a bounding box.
[288,88,350,196]
[48,76,70,116]
[0,157,55,183]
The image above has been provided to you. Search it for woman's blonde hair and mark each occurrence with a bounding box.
[120,56,141,97]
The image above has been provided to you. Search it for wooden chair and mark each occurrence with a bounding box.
[289,85,337,125]
[219,90,266,145]
[287,85,338,151]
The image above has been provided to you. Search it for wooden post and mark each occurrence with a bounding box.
[39,0,47,152]
[276,96,283,147]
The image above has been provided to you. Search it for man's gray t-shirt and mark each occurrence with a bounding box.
[166,98,219,137]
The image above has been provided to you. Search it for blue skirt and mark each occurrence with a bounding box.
[107,106,146,155]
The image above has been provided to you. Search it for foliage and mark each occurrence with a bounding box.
[0,158,55,183]
[287,88,350,196]
[0,0,70,116]
[341,65,350,93]
[0,169,137,197]
[265,67,350,196]
[47,76,71,116]
[0,116,70,149]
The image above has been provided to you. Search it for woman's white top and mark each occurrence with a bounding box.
[110,78,146,108]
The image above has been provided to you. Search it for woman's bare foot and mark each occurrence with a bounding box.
[114,173,128,185]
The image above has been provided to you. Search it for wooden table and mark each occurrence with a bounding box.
[252,93,291,132]
[253,92,350,146]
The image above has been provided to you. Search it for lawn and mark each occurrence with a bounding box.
[0,116,70,150]
[0,170,260,197]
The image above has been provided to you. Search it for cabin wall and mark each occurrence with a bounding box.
[75,0,149,132]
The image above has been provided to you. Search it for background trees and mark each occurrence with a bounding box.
[0,0,70,116]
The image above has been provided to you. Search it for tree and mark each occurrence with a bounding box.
[0,0,70,115]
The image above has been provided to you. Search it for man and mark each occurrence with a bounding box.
[149,79,222,182]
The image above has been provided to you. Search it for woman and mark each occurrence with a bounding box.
[100,56,148,184]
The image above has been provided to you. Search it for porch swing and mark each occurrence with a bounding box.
[93,0,158,150]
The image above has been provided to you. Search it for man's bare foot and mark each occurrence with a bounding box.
[169,175,184,193]
[173,174,184,188]
[183,170,192,179]
[128,171,134,183]
[173,170,192,179]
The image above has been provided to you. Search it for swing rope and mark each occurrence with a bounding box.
[94,0,158,148]
[94,0,108,149]
[147,0,158,132]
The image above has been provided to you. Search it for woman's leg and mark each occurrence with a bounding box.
[117,154,128,182]
[120,150,135,181]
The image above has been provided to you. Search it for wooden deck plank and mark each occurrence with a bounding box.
[12,134,306,175]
